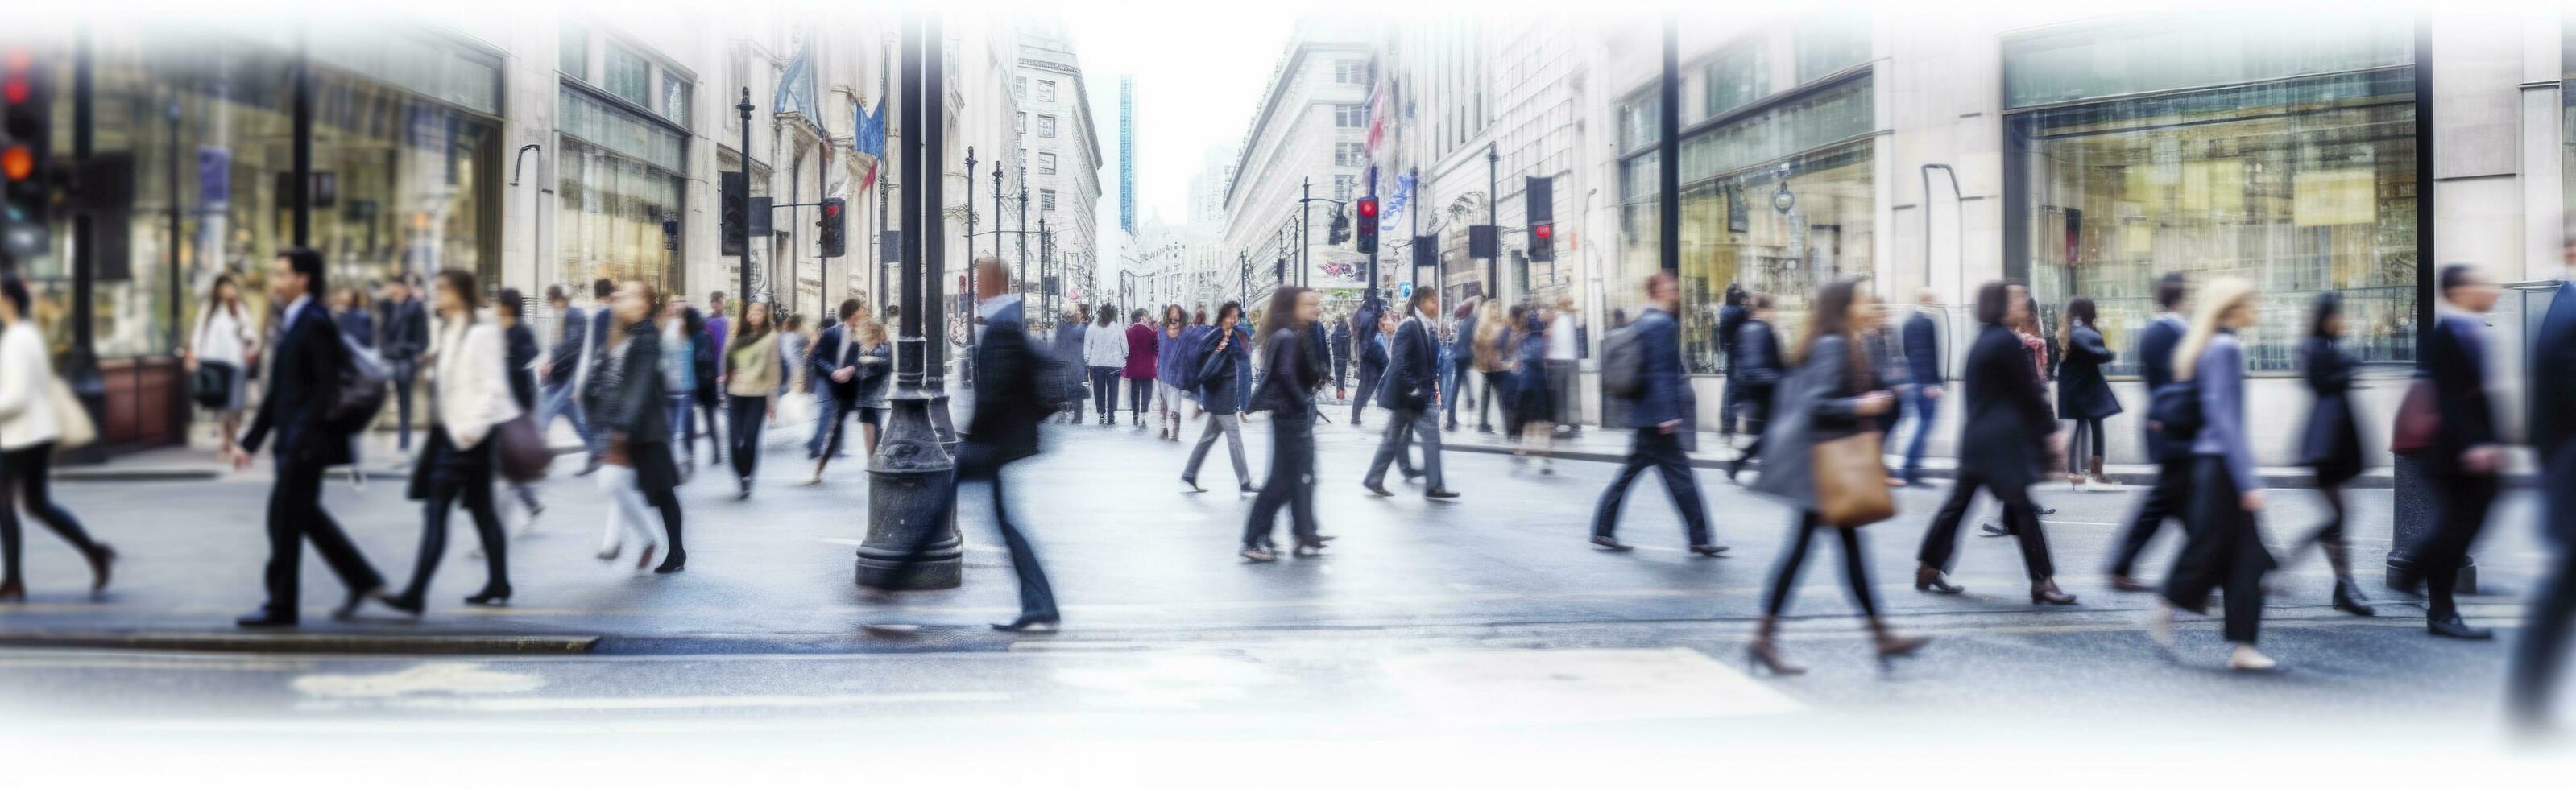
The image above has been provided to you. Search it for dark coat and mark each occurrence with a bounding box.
[241,299,354,469]
[1622,308,1694,429]
[380,298,429,362]
[1331,322,1352,381]
[1733,319,1783,390]
[2421,313,2499,479]
[503,323,539,411]
[2134,313,2189,461]
[2532,282,2576,545]
[585,323,677,492]
[1750,334,1878,511]
[1715,304,1747,374]
[1902,312,1940,387]
[335,310,376,350]
[2298,337,2363,485]
[545,305,590,388]
[1377,314,1439,412]
[1249,326,1322,415]
[1195,325,1252,415]
[1954,324,2056,490]
[967,299,1046,463]
[2055,323,2123,419]
[1052,323,1090,403]
[685,308,719,406]
[812,324,864,403]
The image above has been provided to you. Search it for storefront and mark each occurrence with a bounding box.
[2004,16,2419,375]
[557,83,687,297]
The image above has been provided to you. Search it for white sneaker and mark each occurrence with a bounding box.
[2148,601,2176,650]
[2228,644,2278,671]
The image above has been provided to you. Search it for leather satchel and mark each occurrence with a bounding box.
[1812,430,1894,527]
[492,415,551,483]
[2389,377,2439,454]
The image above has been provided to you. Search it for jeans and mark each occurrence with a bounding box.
[1245,411,1319,548]
[1364,406,1442,490]
[807,386,839,458]
[1351,364,1382,423]
[666,395,694,462]
[727,394,768,483]
[1591,428,1712,546]
[1127,378,1153,420]
[537,382,595,461]
[1089,366,1121,420]
[1184,413,1251,486]
[1443,357,1473,425]
[890,444,1058,619]
[0,443,105,585]
[395,427,506,604]
[1898,387,1938,481]
[1763,510,1878,618]
[389,361,420,450]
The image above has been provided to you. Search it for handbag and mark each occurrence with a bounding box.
[191,361,238,409]
[1811,430,1894,527]
[492,415,551,483]
[2390,377,2440,454]
[49,378,96,451]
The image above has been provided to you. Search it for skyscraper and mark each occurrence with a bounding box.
[1120,75,1137,235]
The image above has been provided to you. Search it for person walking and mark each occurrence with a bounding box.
[1545,295,1581,435]
[1514,306,1555,472]
[722,302,781,499]
[1725,294,1783,481]
[1363,289,1456,499]
[229,247,387,627]
[1591,272,1725,557]
[1348,307,1385,427]
[185,274,259,460]
[585,281,686,573]
[1743,278,1927,674]
[2145,279,2276,670]
[2056,296,2122,489]
[0,274,116,601]
[2106,274,2193,591]
[379,277,430,456]
[1154,304,1190,440]
[876,258,1060,632]
[2405,264,2507,640]
[805,302,848,461]
[1084,304,1126,425]
[1896,290,1943,485]
[1446,298,1479,432]
[1331,313,1352,402]
[1912,281,2078,606]
[2284,292,2376,617]
[334,288,376,350]
[810,300,890,483]
[1122,309,1158,427]
[1240,286,1329,561]
[536,285,598,476]
[1051,306,1090,424]
[1183,301,1257,494]
[2510,243,2576,731]
[777,312,810,423]
[685,303,723,469]
[1715,284,1747,440]
[494,289,545,528]
[1472,300,1518,440]
[376,270,521,614]
[657,299,702,477]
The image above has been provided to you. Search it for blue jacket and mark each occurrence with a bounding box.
[1624,307,1692,429]
[1901,312,1940,387]
[2190,331,2259,494]
[2134,313,2189,461]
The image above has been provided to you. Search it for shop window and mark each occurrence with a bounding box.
[603,44,650,107]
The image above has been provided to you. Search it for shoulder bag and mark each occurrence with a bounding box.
[1812,430,1893,527]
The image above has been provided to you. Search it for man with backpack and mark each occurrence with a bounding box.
[228,246,387,628]
[1591,272,1725,556]
[2106,273,2193,592]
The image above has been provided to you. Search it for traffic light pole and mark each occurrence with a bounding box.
[1485,143,1498,304]
[1300,177,1311,289]
[737,88,753,308]
[963,146,977,350]
[1016,180,1029,304]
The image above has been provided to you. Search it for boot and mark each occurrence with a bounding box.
[2322,542,2375,617]
[2088,457,2114,486]
[1746,616,1805,675]
[1868,618,1931,663]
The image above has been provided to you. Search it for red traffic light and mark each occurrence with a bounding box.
[2,76,27,105]
[1,146,31,181]
[824,202,843,217]
[1356,197,1378,218]
[1532,223,1552,240]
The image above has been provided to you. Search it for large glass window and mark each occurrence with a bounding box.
[2003,15,2409,110]
[559,24,587,79]
[1704,43,1767,120]
[658,73,690,126]
[558,85,687,294]
[1794,16,1871,85]
[2010,68,2417,374]
[603,43,649,107]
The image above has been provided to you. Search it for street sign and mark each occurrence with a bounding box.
[1396,280,1413,299]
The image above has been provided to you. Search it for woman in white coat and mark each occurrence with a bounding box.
[184,274,257,458]
[0,275,116,601]
[376,270,523,613]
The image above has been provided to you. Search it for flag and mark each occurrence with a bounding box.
[1382,171,1414,233]
[1362,79,1390,162]
[852,98,885,192]
[773,40,819,132]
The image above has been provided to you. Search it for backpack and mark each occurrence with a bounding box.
[323,333,392,436]
[1601,323,1648,399]
[2147,379,2202,445]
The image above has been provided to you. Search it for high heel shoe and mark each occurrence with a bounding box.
[2030,579,2078,605]
[0,578,24,602]
[85,543,117,593]
[465,585,512,606]
[1746,616,1806,675]
[1869,618,1931,664]
[2331,580,2376,617]
[653,551,688,574]
[1914,564,1965,595]
[636,544,659,572]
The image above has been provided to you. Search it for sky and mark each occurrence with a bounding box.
[1061,5,1302,263]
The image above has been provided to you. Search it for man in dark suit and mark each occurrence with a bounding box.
[1592,272,1725,556]
[880,258,1058,632]
[807,299,872,480]
[2106,273,2193,591]
[1363,290,1457,500]
[1348,306,1385,426]
[2511,252,2576,730]
[1724,294,1783,481]
[2410,264,2506,640]
[229,246,383,628]
[378,275,429,454]
[1898,289,1944,485]
[536,284,596,474]
[1331,316,1352,400]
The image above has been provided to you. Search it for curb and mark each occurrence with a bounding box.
[0,630,601,655]
[1432,441,2418,490]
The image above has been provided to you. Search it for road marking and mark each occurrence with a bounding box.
[292,662,546,699]
[1380,647,1801,724]
[368,691,1012,713]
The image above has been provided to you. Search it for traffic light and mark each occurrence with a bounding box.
[719,171,748,257]
[1353,196,1379,256]
[1525,176,1555,263]
[2,43,54,266]
[1327,209,1349,245]
[818,196,847,258]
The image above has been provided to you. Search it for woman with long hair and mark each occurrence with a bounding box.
[2292,291,2375,616]
[847,317,893,457]
[723,302,781,498]
[2056,296,2122,488]
[379,270,521,613]
[1472,299,1518,439]
[1745,278,1926,674]
[586,281,687,573]
[2151,278,2276,670]
[1155,304,1191,440]
[1242,287,1327,562]
[1182,301,1256,494]
[0,275,116,601]
[1914,281,2079,606]
[185,274,257,458]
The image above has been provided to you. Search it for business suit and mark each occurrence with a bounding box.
[810,323,888,468]
[240,299,383,624]
[1364,313,1444,492]
[2512,281,2576,726]
[888,296,1057,626]
[1916,324,2062,584]
[1727,318,1783,476]
[1898,312,1941,481]
[2408,313,2501,628]
[1591,308,1715,548]
[380,297,429,451]
[2107,312,2190,580]
[1714,304,1747,437]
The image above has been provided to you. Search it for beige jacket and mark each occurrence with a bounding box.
[726,333,781,398]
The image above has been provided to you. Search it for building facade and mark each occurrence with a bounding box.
[1220,21,1374,316]
[1013,17,1104,322]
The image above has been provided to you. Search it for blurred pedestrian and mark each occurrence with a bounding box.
[1154,304,1190,440]
[1183,301,1257,494]
[2107,274,2193,591]
[1546,295,1581,435]
[877,258,1059,632]
[658,299,702,477]
[586,281,685,573]
[1363,289,1454,498]
[723,302,781,499]
[2056,296,2121,488]
[1514,305,1555,473]
[1242,287,1328,562]
[1716,283,1747,440]
[536,283,599,477]
[1123,309,1158,427]
[2406,264,2507,640]
[810,300,890,484]
[778,313,810,422]
[2292,292,2375,617]
[2510,242,2576,731]
[185,274,258,460]
[230,247,385,627]
[1725,294,1783,481]
[1447,297,1479,432]
[0,274,116,601]
[1348,307,1385,428]
[1084,304,1125,425]
[379,277,430,455]
[1472,299,1518,440]
[1896,289,1943,485]
[494,288,544,529]
[334,287,375,350]
[1331,312,1352,401]
[1591,272,1725,557]
[685,302,723,469]
[1745,278,1924,674]
[2149,279,2275,670]
[1913,281,2077,606]
[379,270,520,614]
[1051,305,1091,424]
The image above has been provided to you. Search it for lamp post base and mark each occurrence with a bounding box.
[859,390,959,590]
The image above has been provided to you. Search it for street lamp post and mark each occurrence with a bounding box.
[738,86,754,312]
[963,146,978,350]
[860,12,959,590]
[1017,180,1030,303]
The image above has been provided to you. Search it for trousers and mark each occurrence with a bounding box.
[1917,470,2056,580]
[1245,411,1319,547]
[1364,405,1441,489]
[1763,510,1879,618]
[1591,428,1712,546]
[1184,413,1251,485]
[0,443,104,585]
[396,428,507,603]
[262,459,384,614]
[2107,456,2193,576]
[2162,456,2276,643]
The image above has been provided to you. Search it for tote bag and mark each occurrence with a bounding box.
[49,378,96,450]
[1811,430,1893,527]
